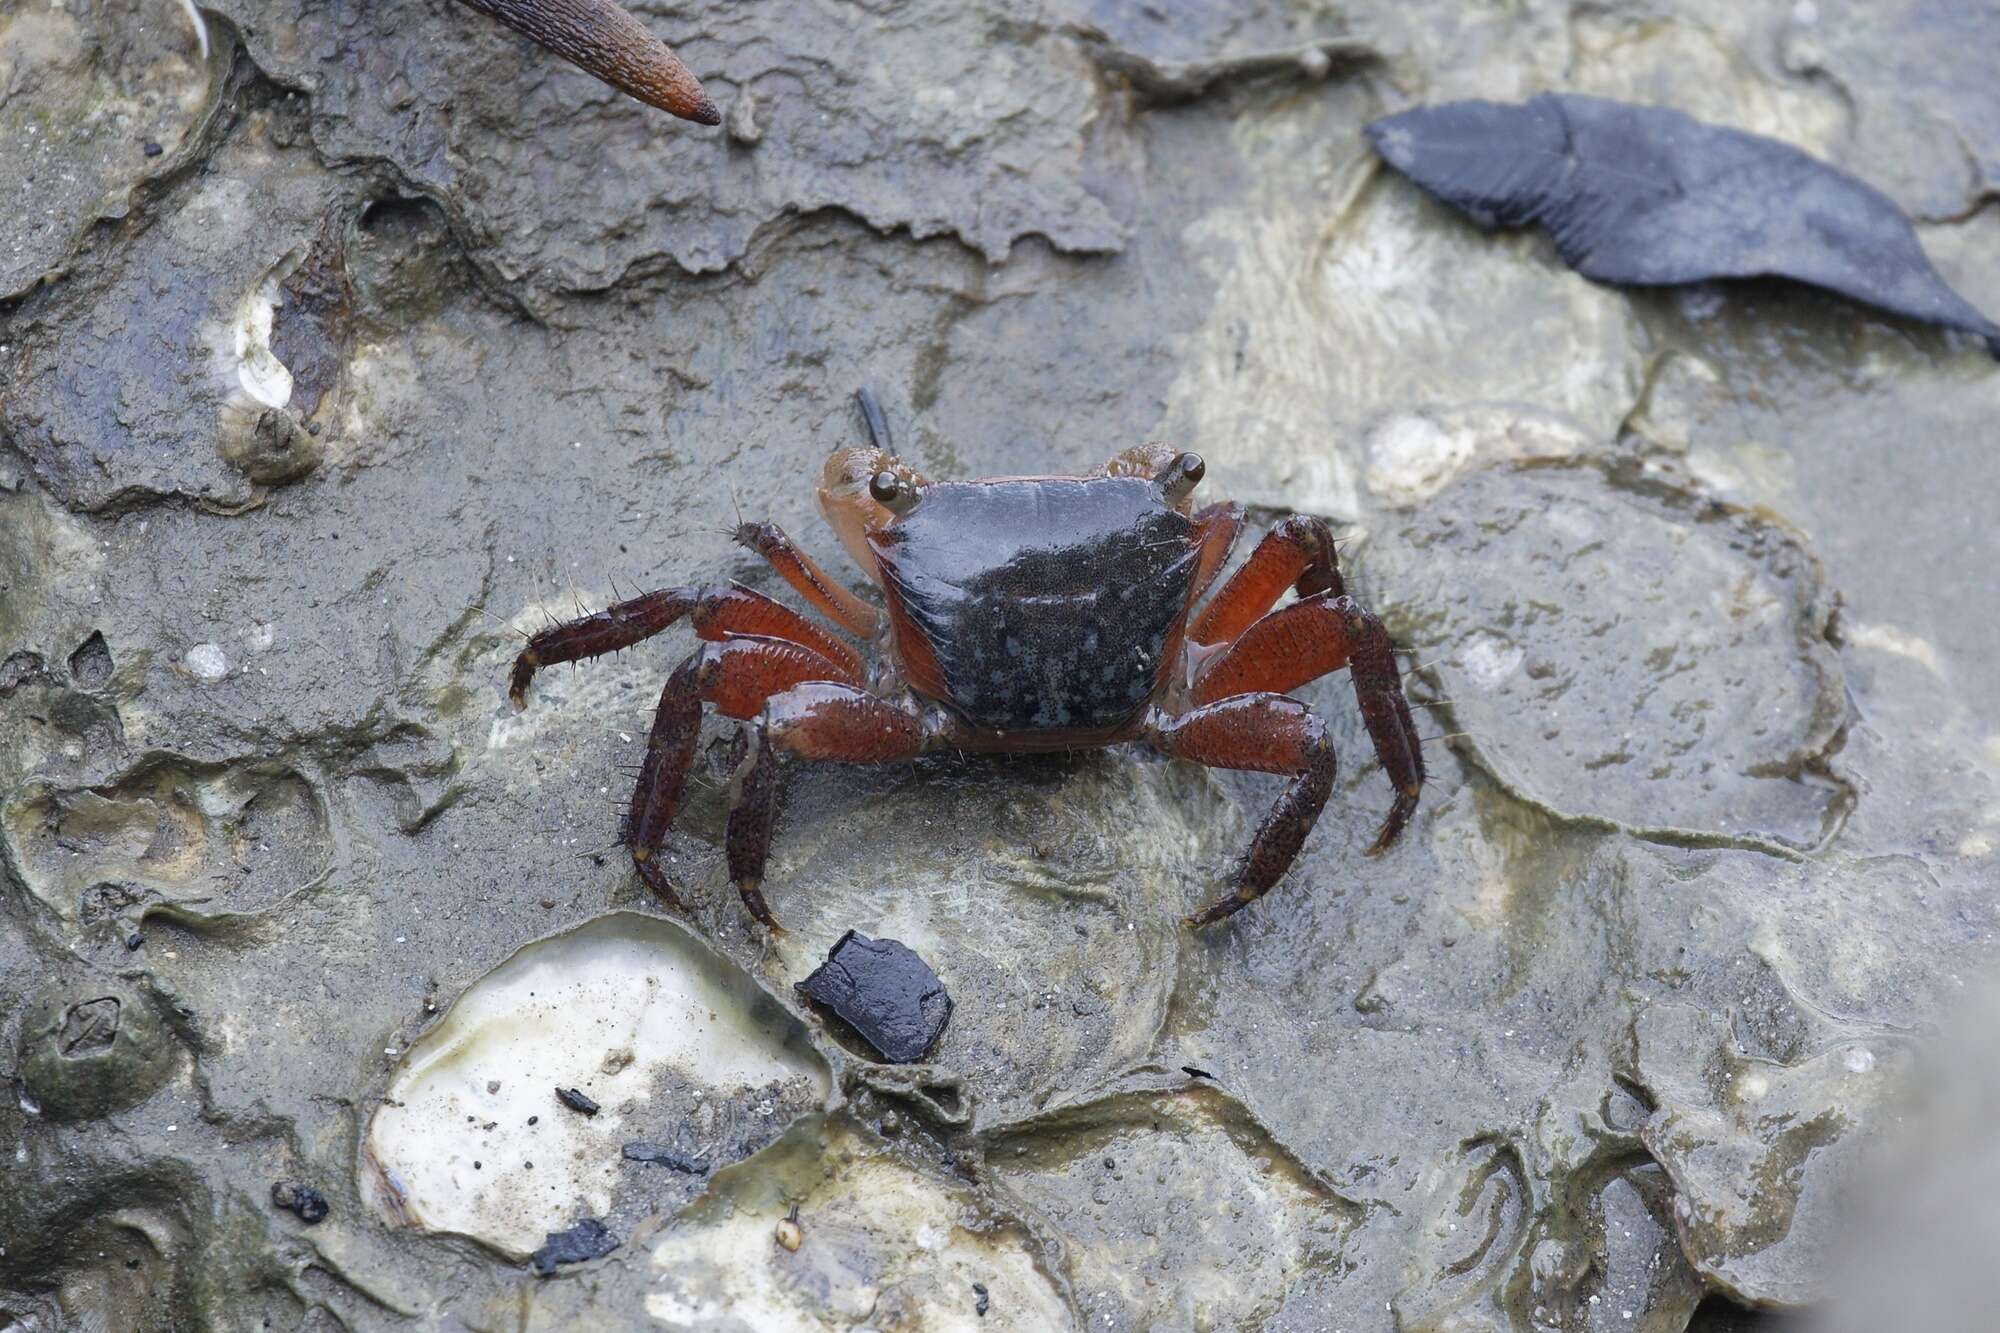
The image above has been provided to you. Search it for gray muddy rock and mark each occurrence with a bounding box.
[218,0,1126,294]
[3,1,1999,1329]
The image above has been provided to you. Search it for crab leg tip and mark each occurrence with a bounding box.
[455,0,718,125]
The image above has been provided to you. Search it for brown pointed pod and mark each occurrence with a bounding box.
[455,0,721,125]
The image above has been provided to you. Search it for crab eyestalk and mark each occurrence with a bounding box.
[868,469,921,516]
[454,0,721,125]
[1154,451,1206,508]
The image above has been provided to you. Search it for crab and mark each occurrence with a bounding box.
[507,412,1424,928]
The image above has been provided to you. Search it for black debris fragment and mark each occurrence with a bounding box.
[270,1181,329,1224]
[142,141,163,157]
[795,930,952,1064]
[530,1218,619,1275]
[974,1281,990,1317]
[555,1086,600,1116]
[1367,94,2000,357]
[1182,1065,1216,1081]
[622,1141,708,1174]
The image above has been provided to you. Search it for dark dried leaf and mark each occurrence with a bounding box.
[1367,94,2000,356]
[530,1218,618,1274]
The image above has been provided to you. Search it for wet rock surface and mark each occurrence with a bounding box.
[3,2,1998,1329]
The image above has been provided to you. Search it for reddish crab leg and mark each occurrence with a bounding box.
[454,0,721,124]
[626,636,854,914]
[1152,694,1337,926]
[1192,591,1423,852]
[734,522,884,639]
[726,682,929,928]
[509,584,862,708]
[510,586,696,708]
[1189,514,1344,647]
[692,586,866,681]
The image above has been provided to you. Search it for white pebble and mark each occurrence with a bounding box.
[185,643,228,681]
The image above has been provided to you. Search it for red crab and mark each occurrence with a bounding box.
[509,418,1423,928]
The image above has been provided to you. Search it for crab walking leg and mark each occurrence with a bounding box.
[1191,591,1423,852]
[1152,695,1338,926]
[692,587,866,680]
[509,584,862,708]
[625,637,858,911]
[1188,514,1345,647]
[734,522,884,639]
[725,683,929,929]
[453,0,722,125]
[511,587,696,707]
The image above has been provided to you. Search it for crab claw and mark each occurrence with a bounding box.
[455,0,722,125]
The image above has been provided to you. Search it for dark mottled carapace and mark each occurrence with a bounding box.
[870,477,1198,733]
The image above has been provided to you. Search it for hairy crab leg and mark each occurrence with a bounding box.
[627,636,856,916]
[1188,514,1345,647]
[511,586,697,708]
[509,584,861,709]
[1191,591,1423,852]
[726,682,929,928]
[1151,695,1337,926]
[734,521,884,639]
[454,0,721,124]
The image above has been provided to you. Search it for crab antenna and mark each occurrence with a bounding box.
[453,0,722,125]
[854,387,893,454]
[176,0,210,59]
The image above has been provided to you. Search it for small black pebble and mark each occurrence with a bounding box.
[973,1281,989,1317]
[530,1218,618,1275]
[795,930,952,1063]
[142,141,163,157]
[125,933,145,950]
[270,1181,329,1224]
[528,1115,538,1125]
[556,1086,600,1116]
[622,1141,708,1174]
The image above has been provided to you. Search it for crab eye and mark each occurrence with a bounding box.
[1155,451,1206,505]
[869,470,919,514]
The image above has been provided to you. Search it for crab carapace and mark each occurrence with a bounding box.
[508,418,1423,928]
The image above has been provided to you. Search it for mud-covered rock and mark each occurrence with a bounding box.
[16,980,178,1121]
[0,0,217,299]
[4,0,1999,1327]
[1,115,349,511]
[1365,460,1850,849]
[215,0,1124,296]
